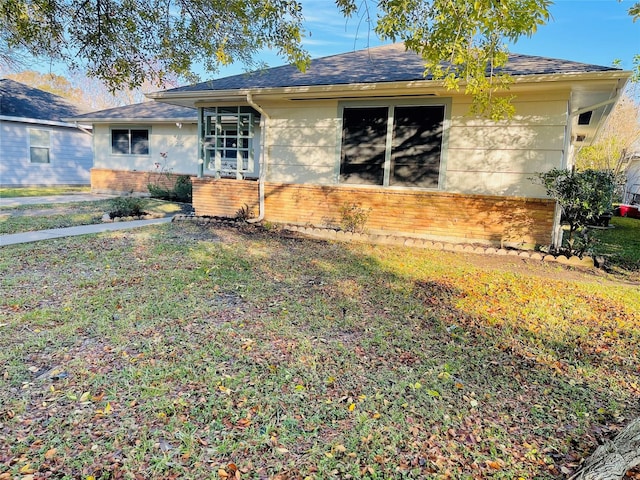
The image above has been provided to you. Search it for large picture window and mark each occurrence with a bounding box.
[340,103,446,188]
[111,128,149,155]
[29,129,50,164]
[202,106,258,178]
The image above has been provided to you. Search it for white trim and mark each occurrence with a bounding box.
[0,115,89,129]
[64,117,196,124]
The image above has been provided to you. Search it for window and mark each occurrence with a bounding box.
[202,107,258,177]
[29,129,50,163]
[111,128,149,155]
[340,103,446,188]
[578,111,593,125]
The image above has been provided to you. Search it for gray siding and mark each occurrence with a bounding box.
[0,120,93,186]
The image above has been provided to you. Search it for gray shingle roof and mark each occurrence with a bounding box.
[70,101,197,122]
[0,79,86,121]
[165,43,621,94]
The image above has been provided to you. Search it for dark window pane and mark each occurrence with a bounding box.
[30,147,50,163]
[131,130,149,155]
[340,107,388,185]
[112,129,130,154]
[390,106,444,188]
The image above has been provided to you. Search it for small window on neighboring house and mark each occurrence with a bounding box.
[340,103,446,188]
[111,128,149,155]
[29,129,50,163]
[202,106,258,177]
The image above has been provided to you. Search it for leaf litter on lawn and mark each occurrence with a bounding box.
[0,221,639,479]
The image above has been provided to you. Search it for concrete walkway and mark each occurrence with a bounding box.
[0,217,173,246]
[0,194,172,246]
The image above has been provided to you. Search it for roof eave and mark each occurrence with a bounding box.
[147,69,632,108]
[63,116,198,124]
[0,115,89,129]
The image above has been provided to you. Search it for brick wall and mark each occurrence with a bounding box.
[91,168,184,195]
[192,177,260,218]
[192,178,555,247]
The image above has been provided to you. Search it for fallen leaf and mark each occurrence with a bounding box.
[44,447,57,459]
[19,463,35,474]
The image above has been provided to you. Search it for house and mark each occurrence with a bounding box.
[67,102,198,195]
[144,43,628,248]
[623,151,640,206]
[0,79,93,186]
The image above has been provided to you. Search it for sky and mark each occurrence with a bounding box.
[9,0,638,87]
[214,0,640,79]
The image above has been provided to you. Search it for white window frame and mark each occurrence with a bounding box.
[202,107,258,179]
[29,128,51,164]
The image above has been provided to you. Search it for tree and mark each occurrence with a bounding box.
[569,417,640,480]
[5,70,85,101]
[1,1,639,117]
[0,0,310,92]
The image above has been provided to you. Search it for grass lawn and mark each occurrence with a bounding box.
[0,186,91,197]
[0,221,638,479]
[0,199,188,235]
[591,216,640,273]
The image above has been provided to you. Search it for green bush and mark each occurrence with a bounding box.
[109,197,147,219]
[534,168,618,256]
[148,175,192,203]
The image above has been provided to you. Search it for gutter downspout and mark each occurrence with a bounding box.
[553,100,574,250]
[246,92,269,223]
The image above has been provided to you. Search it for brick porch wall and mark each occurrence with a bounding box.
[91,168,184,195]
[192,177,556,247]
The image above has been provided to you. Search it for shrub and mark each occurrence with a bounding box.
[235,204,254,221]
[533,168,618,256]
[148,175,192,203]
[109,197,147,219]
[339,203,371,233]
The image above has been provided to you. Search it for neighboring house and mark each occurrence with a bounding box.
[68,102,198,195]
[0,79,93,186]
[623,152,640,205]
[137,43,629,248]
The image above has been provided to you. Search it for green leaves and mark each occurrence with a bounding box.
[1,0,309,91]
[534,168,620,255]
[629,1,640,21]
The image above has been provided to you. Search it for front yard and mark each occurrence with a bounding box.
[0,198,187,235]
[1,219,638,479]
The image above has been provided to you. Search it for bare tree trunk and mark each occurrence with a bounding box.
[570,417,640,480]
